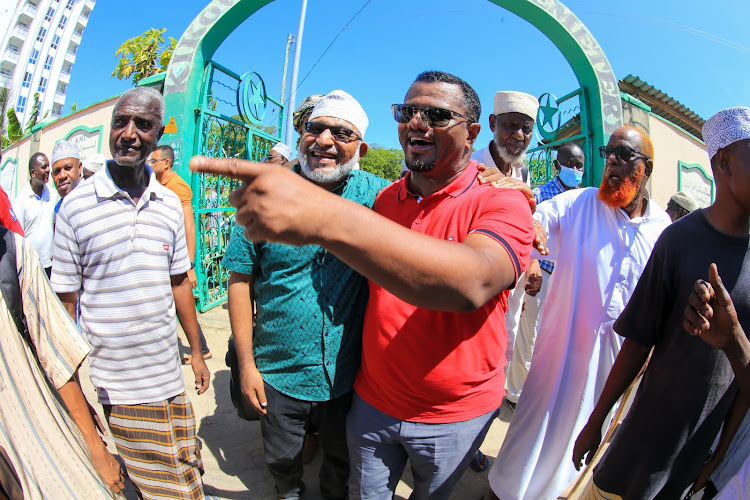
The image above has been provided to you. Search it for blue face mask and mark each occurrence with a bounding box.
[559,165,583,187]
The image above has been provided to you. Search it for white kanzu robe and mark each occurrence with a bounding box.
[489,187,670,500]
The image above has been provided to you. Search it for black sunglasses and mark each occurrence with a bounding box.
[391,104,473,128]
[599,145,650,162]
[304,122,361,142]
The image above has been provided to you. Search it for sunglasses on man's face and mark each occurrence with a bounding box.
[304,122,361,143]
[598,145,650,162]
[391,104,473,128]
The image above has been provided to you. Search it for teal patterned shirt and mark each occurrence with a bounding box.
[221,168,390,401]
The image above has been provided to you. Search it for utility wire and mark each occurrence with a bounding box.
[285,0,374,106]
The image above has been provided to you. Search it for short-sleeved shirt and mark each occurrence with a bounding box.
[0,186,24,235]
[12,184,58,267]
[354,161,534,423]
[471,144,530,185]
[222,168,390,401]
[532,176,568,274]
[594,210,750,498]
[0,233,114,498]
[160,170,192,207]
[51,163,191,405]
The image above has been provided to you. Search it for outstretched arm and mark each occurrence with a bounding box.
[573,338,651,470]
[192,157,532,311]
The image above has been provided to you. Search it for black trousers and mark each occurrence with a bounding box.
[260,383,352,499]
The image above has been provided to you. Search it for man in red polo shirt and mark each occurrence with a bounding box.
[191,71,534,499]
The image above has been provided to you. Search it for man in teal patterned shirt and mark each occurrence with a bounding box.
[222,90,388,500]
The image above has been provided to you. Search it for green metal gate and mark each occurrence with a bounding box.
[192,61,284,311]
[527,87,594,188]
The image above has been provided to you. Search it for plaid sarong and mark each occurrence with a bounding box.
[104,393,205,500]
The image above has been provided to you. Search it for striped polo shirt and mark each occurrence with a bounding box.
[51,163,191,405]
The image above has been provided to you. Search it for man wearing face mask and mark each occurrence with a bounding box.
[505,142,585,409]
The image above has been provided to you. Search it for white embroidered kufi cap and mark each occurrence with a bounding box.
[84,153,106,174]
[493,91,539,121]
[309,90,368,139]
[51,140,81,164]
[271,143,293,161]
[702,106,750,160]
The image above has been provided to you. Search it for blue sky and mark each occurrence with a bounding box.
[66,0,749,151]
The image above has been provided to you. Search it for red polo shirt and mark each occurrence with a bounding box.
[0,186,24,235]
[353,161,533,423]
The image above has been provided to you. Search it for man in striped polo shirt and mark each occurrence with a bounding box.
[51,87,211,500]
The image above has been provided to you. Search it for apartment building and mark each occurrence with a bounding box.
[0,0,95,127]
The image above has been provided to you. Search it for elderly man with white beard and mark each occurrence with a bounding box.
[221,90,389,500]
[470,91,539,419]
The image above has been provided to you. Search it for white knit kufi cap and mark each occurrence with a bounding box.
[309,90,368,138]
[51,140,81,164]
[271,142,293,161]
[494,91,539,121]
[703,106,750,160]
[84,153,106,174]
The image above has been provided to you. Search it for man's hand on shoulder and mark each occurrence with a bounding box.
[476,163,536,213]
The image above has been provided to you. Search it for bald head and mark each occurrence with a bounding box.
[617,126,654,161]
[557,142,583,159]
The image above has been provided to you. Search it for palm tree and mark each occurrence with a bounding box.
[112,28,176,85]
[0,87,23,148]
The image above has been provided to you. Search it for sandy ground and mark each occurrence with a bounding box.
[80,304,515,500]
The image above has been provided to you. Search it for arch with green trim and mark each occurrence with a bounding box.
[162,0,623,310]
[163,0,622,180]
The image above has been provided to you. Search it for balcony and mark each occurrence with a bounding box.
[9,25,29,43]
[58,70,70,84]
[2,49,20,67]
[54,91,66,105]
[19,3,37,23]
[71,31,82,45]
[84,0,95,8]
[78,12,89,27]
[0,74,10,89]
[64,50,77,63]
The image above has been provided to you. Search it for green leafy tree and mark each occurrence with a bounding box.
[359,144,404,181]
[5,107,22,145]
[70,103,77,113]
[112,28,176,85]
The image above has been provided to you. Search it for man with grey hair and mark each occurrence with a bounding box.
[470,91,540,417]
[222,89,388,500]
[51,140,83,212]
[51,86,212,499]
